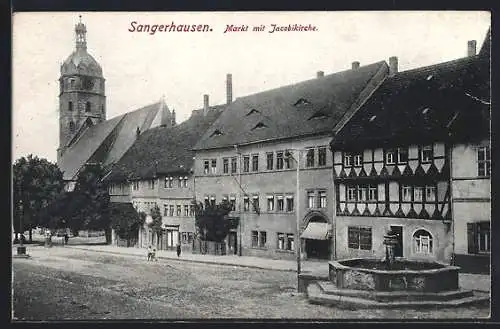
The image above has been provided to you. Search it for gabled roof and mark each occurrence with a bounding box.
[58,101,165,180]
[331,54,490,150]
[106,106,224,182]
[193,61,388,150]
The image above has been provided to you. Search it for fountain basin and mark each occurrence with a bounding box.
[329,258,460,293]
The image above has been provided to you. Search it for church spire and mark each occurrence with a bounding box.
[75,15,87,51]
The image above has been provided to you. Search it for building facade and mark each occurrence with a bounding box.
[330,37,490,266]
[193,62,389,260]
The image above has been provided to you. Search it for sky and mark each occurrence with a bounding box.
[12,11,490,163]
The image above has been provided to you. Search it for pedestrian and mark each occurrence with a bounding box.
[176,243,181,257]
[151,248,157,262]
[147,245,153,261]
[64,233,69,245]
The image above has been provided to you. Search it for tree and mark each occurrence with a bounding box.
[194,200,233,243]
[148,205,163,244]
[66,163,112,243]
[13,155,65,242]
[110,204,145,242]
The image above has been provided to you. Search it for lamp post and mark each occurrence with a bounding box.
[295,149,301,288]
[17,179,26,255]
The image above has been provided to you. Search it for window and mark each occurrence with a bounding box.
[276,152,284,170]
[231,157,237,174]
[85,101,91,112]
[344,153,353,167]
[286,195,294,212]
[223,158,229,174]
[252,195,259,212]
[184,205,189,217]
[353,154,362,167]
[204,196,210,207]
[164,178,169,188]
[386,150,395,164]
[178,178,182,188]
[168,177,173,188]
[210,195,216,207]
[348,226,372,250]
[425,185,436,202]
[266,153,274,170]
[252,154,259,171]
[318,147,327,166]
[267,195,275,211]
[101,104,105,114]
[357,186,367,202]
[478,146,491,177]
[468,222,490,254]
[413,229,433,254]
[148,179,155,190]
[204,160,209,174]
[251,231,259,248]
[259,231,267,248]
[368,185,378,201]
[68,101,73,111]
[414,186,423,202]
[229,196,236,211]
[182,232,188,244]
[284,151,292,169]
[183,177,188,188]
[210,159,217,174]
[222,195,228,203]
[169,205,174,216]
[421,145,433,163]
[277,195,284,212]
[319,191,327,208]
[190,205,196,216]
[306,149,315,167]
[133,181,139,190]
[243,196,250,212]
[347,186,356,201]
[398,147,408,163]
[277,233,295,251]
[69,121,75,133]
[243,156,250,173]
[307,191,316,208]
[176,205,182,216]
[402,185,412,202]
[164,205,168,216]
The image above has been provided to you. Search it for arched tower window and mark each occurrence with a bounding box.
[69,121,75,133]
[85,101,91,112]
[413,229,433,255]
[68,101,73,111]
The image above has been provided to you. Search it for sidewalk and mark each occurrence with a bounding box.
[63,244,491,292]
[65,244,328,275]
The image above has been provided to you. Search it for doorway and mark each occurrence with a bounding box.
[228,231,238,255]
[305,239,330,259]
[390,225,403,257]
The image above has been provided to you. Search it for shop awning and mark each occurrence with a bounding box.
[300,222,329,240]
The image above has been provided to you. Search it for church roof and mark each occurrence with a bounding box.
[193,61,388,151]
[105,106,225,182]
[58,101,165,180]
[330,54,490,150]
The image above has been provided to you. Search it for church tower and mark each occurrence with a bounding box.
[57,16,106,163]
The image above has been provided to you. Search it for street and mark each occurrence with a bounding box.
[12,246,490,320]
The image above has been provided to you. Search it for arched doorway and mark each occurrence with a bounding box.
[301,212,331,260]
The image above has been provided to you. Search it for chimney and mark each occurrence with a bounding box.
[352,61,360,70]
[316,71,324,78]
[389,56,398,76]
[467,40,477,57]
[203,94,209,116]
[171,109,176,126]
[226,73,233,105]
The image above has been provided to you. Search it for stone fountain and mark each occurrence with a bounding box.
[306,230,489,308]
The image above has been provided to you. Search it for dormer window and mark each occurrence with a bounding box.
[422,107,430,115]
[294,98,311,106]
[210,129,223,137]
[308,110,329,120]
[426,75,434,81]
[252,122,267,130]
[369,115,377,122]
[246,109,261,116]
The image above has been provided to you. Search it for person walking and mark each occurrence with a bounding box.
[64,233,69,245]
[151,248,158,261]
[176,243,181,257]
[147,245,153,261]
